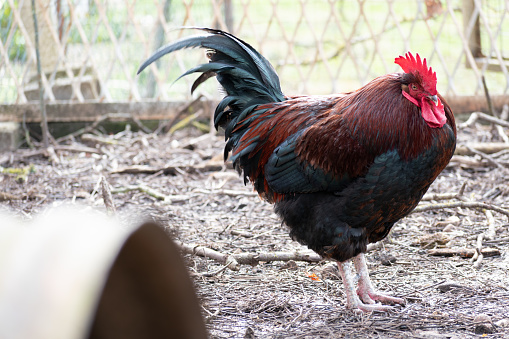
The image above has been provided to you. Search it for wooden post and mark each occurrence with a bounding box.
[20,0,58,75]
[462,0,482,61]
[224,0,234,33]
[146,0,172,98]
[31,0,50,148]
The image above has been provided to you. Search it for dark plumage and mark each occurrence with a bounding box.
[138,28,456,312]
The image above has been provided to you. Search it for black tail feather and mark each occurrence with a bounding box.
[137,27,285,133]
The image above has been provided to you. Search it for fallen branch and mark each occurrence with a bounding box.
[168,109,205,134]
[484,236,509,245]
[233,251,323,266]
[0,191,22,201]
[111,161,226,175]
[454,142,509,156]
[463,144,509,173]
[496,105,509,143]
[427,247,500,258]
[55,144,101,154]
[471,234,484,268]
[81,134,119,145]
[421,182,466,202]
[111,184,189,203]
[481,75,497,118]
[131,116,152,134]
[472,209,497,269]
[436,281,474,293]
[175,241,382,271]
[0,154,10,166]
[193,188,258,197]
[46,146,60,164]
[412,201,509,218]
[176,241,241,271]
[459,112,509,129]
[198,264,231,277]
[112,165,172,175]
[448,155,486,168]
[100,176,116,215]
[8,145,101,161]
[421,192,459,201]
[155,95,204,134]
[56,113,144,143]
[230,229,255,238]
[399,279,448,297]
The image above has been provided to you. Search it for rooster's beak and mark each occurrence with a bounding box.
[428,95,439,106]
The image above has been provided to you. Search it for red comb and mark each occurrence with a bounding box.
[395,52,437,95]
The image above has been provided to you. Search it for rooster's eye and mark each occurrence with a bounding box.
[411,84,418,91]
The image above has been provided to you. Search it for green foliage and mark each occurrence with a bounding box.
[0,1,26,62]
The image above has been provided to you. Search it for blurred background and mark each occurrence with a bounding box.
[1,3,509,337]
[0,0,508,124]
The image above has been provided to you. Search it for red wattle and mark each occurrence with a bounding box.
[420,97,446,128]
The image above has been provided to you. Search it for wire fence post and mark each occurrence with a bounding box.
[31,0,50,148]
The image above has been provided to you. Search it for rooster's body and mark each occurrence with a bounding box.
[138,28,456,312]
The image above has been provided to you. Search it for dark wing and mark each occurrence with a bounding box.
[229,95,375,201]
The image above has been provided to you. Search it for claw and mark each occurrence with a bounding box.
[349,297,398,313]
[337,253,405,313]
[353,253,405,305]
[354,253,406,306]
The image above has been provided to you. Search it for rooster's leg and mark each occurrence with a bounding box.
[337,259,395,312]
[353,253,405,306]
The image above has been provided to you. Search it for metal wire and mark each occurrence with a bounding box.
[0,0,508,104]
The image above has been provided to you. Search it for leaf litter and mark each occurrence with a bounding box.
[1,119,508,338]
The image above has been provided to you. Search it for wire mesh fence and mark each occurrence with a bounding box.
[0,0,508,106]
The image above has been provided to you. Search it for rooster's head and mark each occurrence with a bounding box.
[395,52,446,128]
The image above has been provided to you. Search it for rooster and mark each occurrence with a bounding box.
[138,28,456,312]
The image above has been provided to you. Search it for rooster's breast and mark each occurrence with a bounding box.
[274,123,456,262]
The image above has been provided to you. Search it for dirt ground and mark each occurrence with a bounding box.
[1,117,509,338]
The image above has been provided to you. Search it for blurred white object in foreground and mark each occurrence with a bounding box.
[0,207,207,339]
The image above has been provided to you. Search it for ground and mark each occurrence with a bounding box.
[1,119,508,338]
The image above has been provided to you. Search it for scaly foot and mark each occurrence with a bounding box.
[337,258,402,313]
[353,253,405,306]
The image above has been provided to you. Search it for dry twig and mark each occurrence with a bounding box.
[155,95,204,134]
[56,113,146,143]
[177,241,325,271]
[176,241,383,272]
[100,176,116,215]
[459,112,509,129]
[176,241,241,271]
[413,201,509,218]
[193,188,258,197]
[111,161,225,175]
[496,105,509,143]
[463,144,509,173]
[454,142,509,156]
[472,210,497,269]
[45,146,60,164]
[448,155,486,168]
[168,109,205,134]
[111,184,189,203]
[82,134,119,145]
[427,247,500,258]
[0,191,23,201]
[482,75,497,118]
[421,182,466,202]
